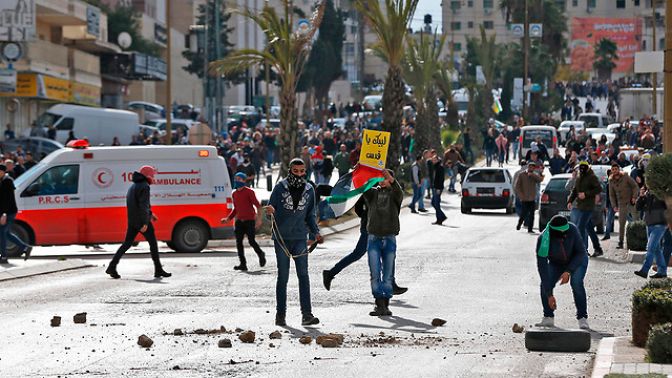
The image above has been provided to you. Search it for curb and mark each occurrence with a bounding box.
[0,259,94,282]
[591,336,619,378]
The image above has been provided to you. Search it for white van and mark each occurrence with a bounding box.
[6,142,233,256]
[518,125,558,160]
[577,112,610,129]
[37,104,139,146]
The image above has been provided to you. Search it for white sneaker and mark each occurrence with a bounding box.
[578,318,590,330]
[535,317,555,327]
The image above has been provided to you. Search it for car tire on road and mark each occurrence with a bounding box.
[460,203,471,214]
[6,222,32,258]
[506,206,515,214]
[525,328,591,353]
[172,220,209,253]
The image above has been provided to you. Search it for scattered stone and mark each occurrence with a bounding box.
[269,331,282,340]
[321,338,340,348]
[73,313,87,324]
[50,316,61,327]
[137,335,153,348]
[172,365,181,370]
[299,336,313,345]
[238,331,255,343]
[194,329,207,335]
[235,327,244,333]
[432,318,447,327]
[218,339,232,348]
[512,323,525,334]
[269,343,275,348]
[173,329,184,336]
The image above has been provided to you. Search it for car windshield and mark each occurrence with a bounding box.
[467,170,505,183]
[545,178,569,192]
[579,115,600,128]
[522,129,553,148]
[36,112,61,128]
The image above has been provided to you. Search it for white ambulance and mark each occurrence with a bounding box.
[6,141,234,256]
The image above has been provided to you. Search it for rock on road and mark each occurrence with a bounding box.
[0,170,642,377]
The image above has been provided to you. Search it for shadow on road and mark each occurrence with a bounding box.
[351,315,438,334]
[28,251,237,260]
[133,277,170,284]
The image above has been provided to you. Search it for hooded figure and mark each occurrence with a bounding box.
[535,215,590,330]
[106,165,171,279]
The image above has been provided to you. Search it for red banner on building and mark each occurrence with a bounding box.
[570,17,642,74]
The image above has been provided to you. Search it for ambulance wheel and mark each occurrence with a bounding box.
[172,220,208,253]
[7,223,32,258]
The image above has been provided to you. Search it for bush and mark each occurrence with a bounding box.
[632,278,672,347]
[627,220,648,252]
[646,154,672,200]
[646,322,672,363]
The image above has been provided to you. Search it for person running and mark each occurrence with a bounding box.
[430,153,447,225]
[535,215,590,330]
[515,162,543,233]
[106,166,171,279]
[266,158,322,326]
[567,161,602,252]
[363,169,403,316]
[0,164,31,263]
[566,168,604,257]
[606,163,638,249]
[222,172,266,271]
[409,155,426,213]
[634,186,668,279]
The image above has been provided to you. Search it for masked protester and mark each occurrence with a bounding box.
[266,158,322,326]
[535,215,590,330]
[567,161,602,251]
[106,165,171,279]
[222,172,266,271]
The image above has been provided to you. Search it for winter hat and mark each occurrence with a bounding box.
[234,172,248,181]
[139,165,156,184]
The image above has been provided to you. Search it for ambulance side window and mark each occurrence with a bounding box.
[22,165,80,197]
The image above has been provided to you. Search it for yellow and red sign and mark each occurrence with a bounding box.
[359,129,391,170]
[0,73,100,106]
[570,17,642,73]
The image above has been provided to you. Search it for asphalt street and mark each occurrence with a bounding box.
[0,161,644,377]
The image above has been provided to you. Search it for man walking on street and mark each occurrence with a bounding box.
[409,155,427,213]
[431,153,447,225]
[333,144,351,177]
[634,186,668,279]
[266,158,322,326]
[444,146,464,193]
[567,161,602,252]
[0,164,31,263]
[222,172,266,271]
[364,169,403,317]
[515,162,543,233]
[106,166,171,279]
[607,163,638,249]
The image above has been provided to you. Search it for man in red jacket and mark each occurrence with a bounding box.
[222,172,266,271]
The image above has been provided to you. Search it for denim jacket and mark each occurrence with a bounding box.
[269,180,319,241]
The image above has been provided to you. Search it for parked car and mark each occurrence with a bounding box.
[227,105,260,126]
[127,101,164,121]
[1,137,64,160]
[538,173,606,233]
[460,167,515,214]
[577,112,611,129]
[557,120,585,144]
[586,128,616,145]
[518,125,558,161]
[145,119,198,137]
[257,118,281,130]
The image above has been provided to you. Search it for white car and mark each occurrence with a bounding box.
[145,119,199,137]
[586,128,616,145]
[577,112,611,129]
[607,123,622,133]
[460,167,515,214]
[558,120,585,144]
[127,101,164,121]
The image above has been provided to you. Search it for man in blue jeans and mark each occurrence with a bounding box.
[409,154,427,213]
[0,164,30,263]
[567,161,602,251]
[266,158,322,326]
[322,197,408,295]
[363,169,403,316]
[635,187,668,279]
[535,215,590,330]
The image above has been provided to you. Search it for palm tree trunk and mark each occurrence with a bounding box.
[279,86,298,177]
[382,65,405,171]
[424,91,441,151]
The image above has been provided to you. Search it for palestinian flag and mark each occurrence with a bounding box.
[320,165,384,218]
[492,97,503,115]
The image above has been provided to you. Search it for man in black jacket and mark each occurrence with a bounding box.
[0,164,31,263]
[635,186,668,279]
[106,166,171,279]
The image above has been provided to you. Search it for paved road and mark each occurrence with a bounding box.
[0,163,643,377]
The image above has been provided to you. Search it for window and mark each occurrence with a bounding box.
[467,0,474,7]
[451,22,461,30]
[588,0,596,7]
[451,0,461,10]
[184,34,190,49]
[483,0,493,8]
[572,0,578,6]
[55,117,74,131]
[468,21,474,28]
[483,21,494,29]
[466,170,505,183]
[351,25,357,34]
[555,0,566,9]
[660,38,665,50]
[616,0,625,7]
[634,0,640,6]
[453,42,462,51]
[545,178,569,192]
[22,165,80,197]
[642,39,647,50]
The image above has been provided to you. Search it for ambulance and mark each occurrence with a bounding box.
[6,141,234,257]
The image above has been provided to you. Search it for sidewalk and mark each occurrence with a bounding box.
[592,337,672,377]
[0,258,93,282]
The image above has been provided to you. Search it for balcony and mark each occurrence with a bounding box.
[69,49,99,75]
[37,0,86,27]
[13,38,70,78]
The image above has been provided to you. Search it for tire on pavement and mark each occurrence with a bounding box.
[6,222,32,258]
[172,219,209,253]
[461,202,471,214]
[524,328,591,353]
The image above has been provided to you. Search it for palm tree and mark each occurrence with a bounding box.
[210,0,326,176]
[593,38,618,81]
[354,0,418,171]
[402,31,446,153]
[473,25,498,119]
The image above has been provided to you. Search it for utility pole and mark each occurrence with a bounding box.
[651,0,657,117]
[522,0,529,122]
[265,59,271,125]
[203,9,209,126]
[165,0,172,145]
[664,0,672,153]
[214,0,223,133]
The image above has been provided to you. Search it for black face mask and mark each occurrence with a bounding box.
[579,166,588,174]
[287,172,306,188]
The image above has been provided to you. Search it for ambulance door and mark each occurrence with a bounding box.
[82,162,132,244]
[18,164,84,245]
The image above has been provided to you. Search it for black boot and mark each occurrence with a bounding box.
[322,270,334,291]
[301,314,320,326]
[275,313,286,326]
[369,298,387,316]
[258,252,266,267]
[591,248,604,258]
[154,267,172,278]
[392,283,408,295]
[234,264,248,271]
[383,298,393,316]
[617,241,624,249]
[105,266,121,279]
